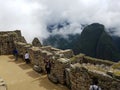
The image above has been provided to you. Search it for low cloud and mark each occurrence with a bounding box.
[0,0,120,42]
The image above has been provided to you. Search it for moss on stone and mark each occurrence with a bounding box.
[70,53,85,62]
[84,56,114,66]
[112,62,120,69]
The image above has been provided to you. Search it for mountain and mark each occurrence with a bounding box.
[43,23,120,62]
[74,23,120,61]
[74,23,105,55]
[106,28,120,52]
[43,21,81,50]
[112,36,120,52]
[43,34,80,50]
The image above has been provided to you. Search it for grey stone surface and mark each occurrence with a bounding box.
[0,78,7,90]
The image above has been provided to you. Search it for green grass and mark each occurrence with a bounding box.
[112,62,120,69]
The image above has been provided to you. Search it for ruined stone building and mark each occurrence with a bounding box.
[0,30,120,90]
[0,30,26,55]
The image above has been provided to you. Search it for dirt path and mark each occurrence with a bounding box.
[0,55,68,90]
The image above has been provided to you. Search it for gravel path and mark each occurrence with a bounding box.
[0,55,68,90]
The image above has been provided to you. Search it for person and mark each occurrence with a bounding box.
[24,51,30,64]
[13,48,18,61]
[45,59,51,74]
[89,77,101,90]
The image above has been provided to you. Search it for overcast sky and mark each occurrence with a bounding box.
[0,0,120,42]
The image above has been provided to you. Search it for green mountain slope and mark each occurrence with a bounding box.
[75,23,104,56]
[77,23,120,61]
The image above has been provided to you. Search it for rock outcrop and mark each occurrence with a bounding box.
[32,37,42,47]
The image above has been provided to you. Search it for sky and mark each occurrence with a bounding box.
[0,0,120,43]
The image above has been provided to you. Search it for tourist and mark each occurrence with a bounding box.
[89,77,101,90]
[45,59,51,74]
[24,51,30,64]
[13,48,18,61]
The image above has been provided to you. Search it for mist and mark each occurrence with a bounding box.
[0,0,120,43]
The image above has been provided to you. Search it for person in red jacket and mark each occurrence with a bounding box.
[13,48,18,61]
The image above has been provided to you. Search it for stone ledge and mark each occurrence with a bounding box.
[0,77,7,90]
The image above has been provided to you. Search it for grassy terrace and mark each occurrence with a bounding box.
[70,53,120,79]
[83,63,120,80]
[83,63,107,73]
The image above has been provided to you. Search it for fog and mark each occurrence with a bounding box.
[0,0,120,42]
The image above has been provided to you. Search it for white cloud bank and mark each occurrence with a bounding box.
[0,0,120,42]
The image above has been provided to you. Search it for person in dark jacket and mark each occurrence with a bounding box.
[13,48,18,61]
[45,59,51,74]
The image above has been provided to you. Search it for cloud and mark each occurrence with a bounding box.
[43,0,120,27]
[50,22,82,37]
[0,0,49,43]
[0,0,120,43]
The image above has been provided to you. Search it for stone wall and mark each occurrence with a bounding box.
[29,47,41,65]
[28,46,73,73]
[14,42,32,58]
[66,63,90,90]
[66,63,120,90]
[49,58,70,84]
[15,39,74,74]
[0,30,26,55]
[29,46,53,72]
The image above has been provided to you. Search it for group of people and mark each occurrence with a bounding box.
[13,48,101,90]
[13,48,30,64]
[13,48,52,74]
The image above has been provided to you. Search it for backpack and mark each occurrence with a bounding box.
[92,85,99,90]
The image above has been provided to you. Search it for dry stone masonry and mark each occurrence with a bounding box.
[49,58,70,84]
[0,30,120,90]
[0,30,26,55]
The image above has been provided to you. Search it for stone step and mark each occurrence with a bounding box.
[0,82,5,86]
[0,79,4,82]
[0,86,7,90]
[0,78,7,90]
